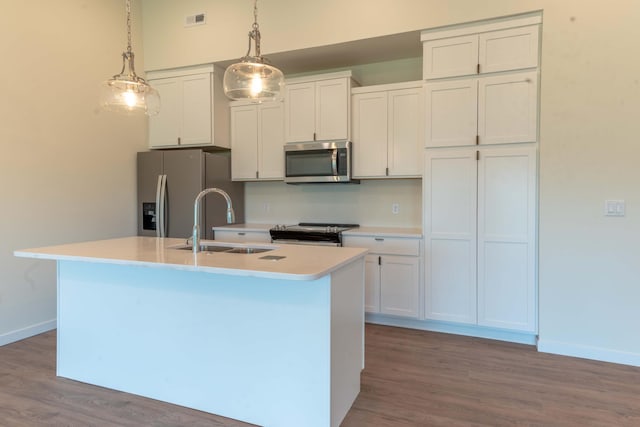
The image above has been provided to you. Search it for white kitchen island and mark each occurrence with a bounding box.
[15,237,367,427]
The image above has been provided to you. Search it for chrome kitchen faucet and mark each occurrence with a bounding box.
[192,188,236,253]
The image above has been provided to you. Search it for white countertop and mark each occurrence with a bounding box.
[212,224,422,238]
[342,226,422,238]
[14,236,367,281]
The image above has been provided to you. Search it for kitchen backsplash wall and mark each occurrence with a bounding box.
[245,179,422,227]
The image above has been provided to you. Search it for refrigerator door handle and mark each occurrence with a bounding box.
[155,175,163,238]
[160,175,168,237]
[155,174,168,238]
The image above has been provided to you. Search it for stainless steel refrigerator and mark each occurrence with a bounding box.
[137,149,244,240]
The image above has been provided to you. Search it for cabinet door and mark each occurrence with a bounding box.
[478,71,538,145]
[388,87,423,177]
[315,78,349,141]
[284,82,315,142]
[479,25,539,74]
[425,79,478,148]
[352,91,388,178]
[149,78,181,148]
[181,73,213,146]
[230,105,258,180]
[213,230,271,243]
[258,102,284,180]
[380,255,420,318]
[477,146,537,332]
[364,255,381,313]
[422,35,478,79]
[424,149,477,323]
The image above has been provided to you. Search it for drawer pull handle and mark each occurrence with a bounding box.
[374,238,384,242]
[238,232,246,236]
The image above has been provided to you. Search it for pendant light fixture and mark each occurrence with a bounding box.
[100,0,160,115]
[223,0,284,102]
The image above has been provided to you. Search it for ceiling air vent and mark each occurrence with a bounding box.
[185,13,206,27]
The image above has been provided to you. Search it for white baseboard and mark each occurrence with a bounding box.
[365,313,538,345]
[537,339,640,367]
[0,319,56,346]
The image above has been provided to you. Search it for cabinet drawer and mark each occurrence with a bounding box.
[213,230,271,243]
[343,236,420,256]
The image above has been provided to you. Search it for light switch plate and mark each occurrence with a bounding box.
[604,200,625,216]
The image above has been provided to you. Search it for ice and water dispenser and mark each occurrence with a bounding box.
[142,202,157,231]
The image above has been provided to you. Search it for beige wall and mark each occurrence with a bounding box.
[0,1,148,343]
[142,0,640,365]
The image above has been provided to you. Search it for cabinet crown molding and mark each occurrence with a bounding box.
[285,70,355,85]
[146,64,217,80]
[420,11,541,42]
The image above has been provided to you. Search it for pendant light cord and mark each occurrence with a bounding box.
[245,0,262,59]
[126,0,132,55]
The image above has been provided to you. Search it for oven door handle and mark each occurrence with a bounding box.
[331,149,338,176]
[272,239,341,247]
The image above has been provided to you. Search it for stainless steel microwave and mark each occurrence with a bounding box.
[284,140,357,184]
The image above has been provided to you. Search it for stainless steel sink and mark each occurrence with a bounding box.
[225,247,273,254]
[170,242,275,254]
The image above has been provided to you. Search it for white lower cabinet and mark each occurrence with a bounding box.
[424,145,537,333]
[213,229,271,243]
[344,235,421,319]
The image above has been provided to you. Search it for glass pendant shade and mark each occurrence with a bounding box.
[100,0,160,116]
[223,0,284,102]
[100,54,160,115]
[224,59,284,101]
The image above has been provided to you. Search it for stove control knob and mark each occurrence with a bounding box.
[274,224,287,231]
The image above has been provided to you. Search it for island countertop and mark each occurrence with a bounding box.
[14,236,368,281]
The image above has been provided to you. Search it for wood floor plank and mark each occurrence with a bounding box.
[1,324,639,426]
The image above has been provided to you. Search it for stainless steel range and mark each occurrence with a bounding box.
[269,223,359,246]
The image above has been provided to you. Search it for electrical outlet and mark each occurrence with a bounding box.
[604,200,625,217]
[392,203,400,214]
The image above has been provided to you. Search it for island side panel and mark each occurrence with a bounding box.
[56,260,333,427]
[330,258,365,427]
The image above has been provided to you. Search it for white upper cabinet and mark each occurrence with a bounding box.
[230,105,258,180]
[422,35,479,80]
[230,101,284,181]
[284,82,315,142]
[478,26,540,74]
[147,65,229,149]
[352,82,424,178]
[284,71,354,143]
[422,19,540,79]
[478,71,538,145]
[424,79,477,148]
[352,91,388,177]
[425,70,538,147]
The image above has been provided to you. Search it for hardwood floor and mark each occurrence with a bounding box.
[1,325,639,426]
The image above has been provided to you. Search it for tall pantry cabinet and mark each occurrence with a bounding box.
[422,13,541,336]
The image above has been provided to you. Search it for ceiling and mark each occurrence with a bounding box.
[216,30,423,75]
